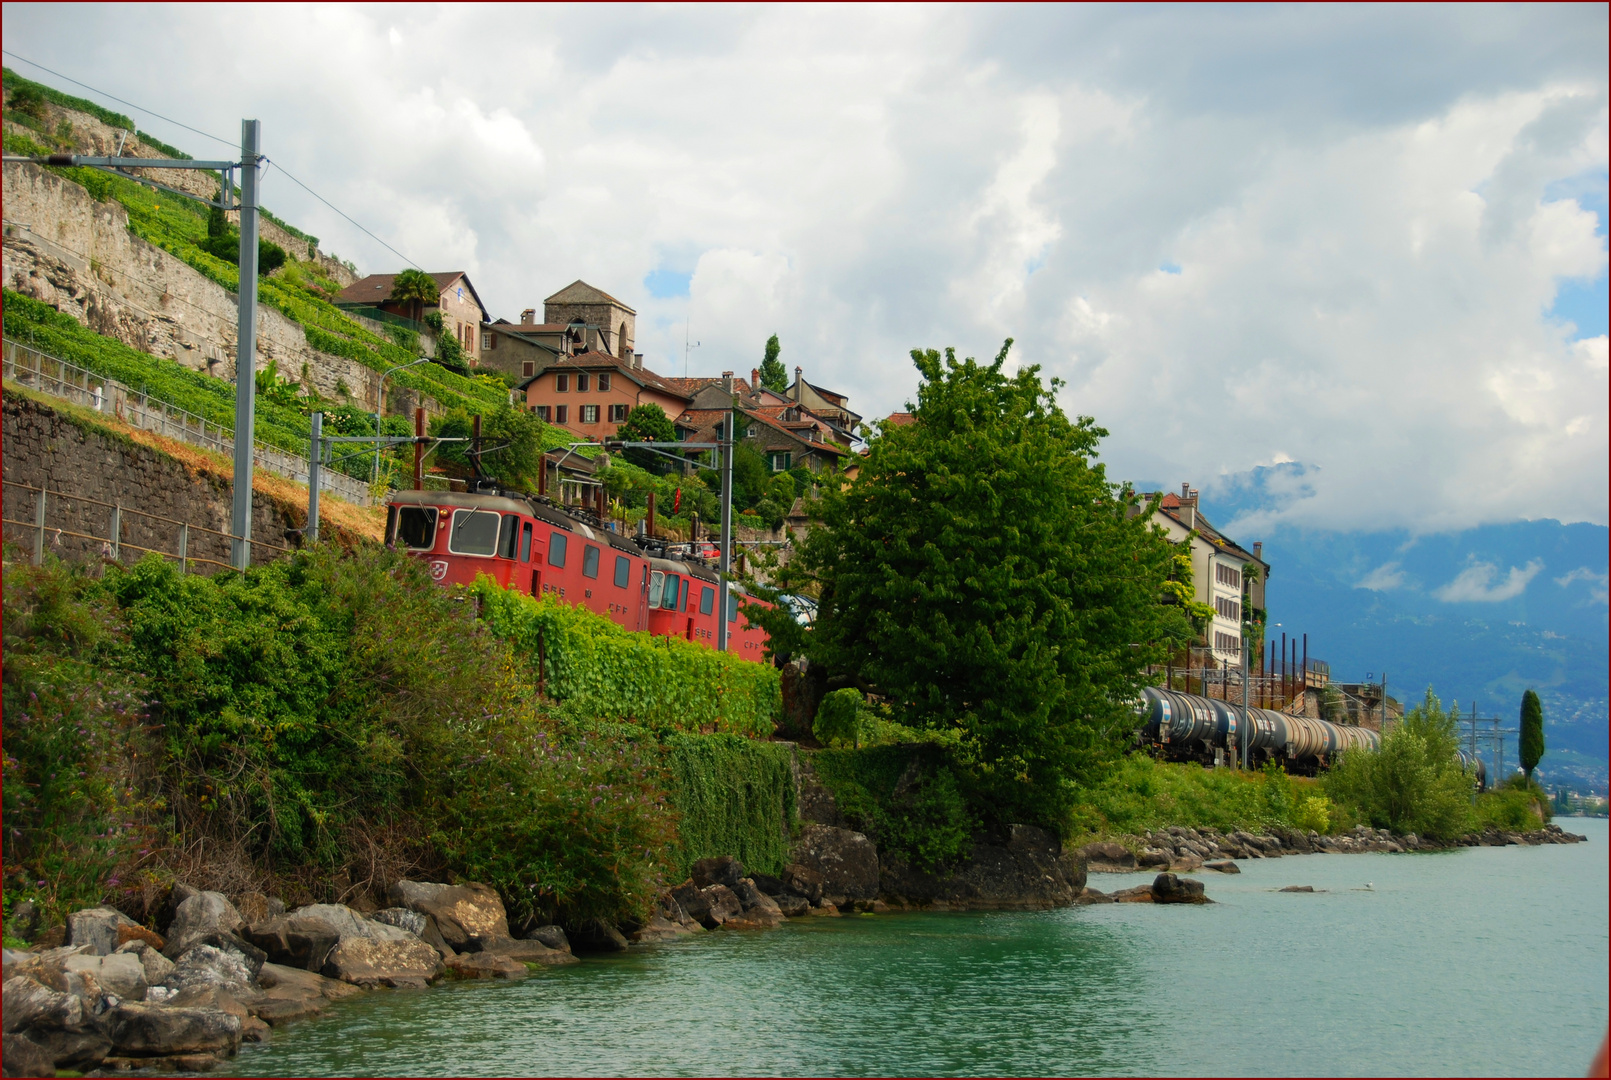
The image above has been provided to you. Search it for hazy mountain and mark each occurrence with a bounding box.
[1142,468,1609,792]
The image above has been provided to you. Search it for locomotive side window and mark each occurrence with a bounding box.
[449,509,501,556]
[679,578,689,611]
[662,574,681,611]
[614,555,630,588]
[582,545,601,579]
[727,592,739,622]
[700,586,714,615]
[397,507,438,550]
[499,515,518,559]
[548,532,568,568]
[648,570,665,609]
[520,522,533,562]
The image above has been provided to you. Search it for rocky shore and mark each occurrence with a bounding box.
[1077,821,1589,875]
[2,815,1586,1076]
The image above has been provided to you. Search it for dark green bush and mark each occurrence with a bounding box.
[810,744,976,872]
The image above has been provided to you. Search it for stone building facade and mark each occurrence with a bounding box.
[542,280,636,359]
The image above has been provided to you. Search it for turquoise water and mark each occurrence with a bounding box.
[228,818,1607,1077]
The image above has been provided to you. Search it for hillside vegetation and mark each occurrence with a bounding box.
[1,547,789,932]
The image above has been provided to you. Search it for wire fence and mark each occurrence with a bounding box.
[2,478,294,574]
[2,337,373,505]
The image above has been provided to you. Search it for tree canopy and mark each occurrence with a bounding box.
[759,334,788,393]
[390,269,439,323]
[747,341,1191,826]
[615,403,677,473]
[1519,689,1544,781]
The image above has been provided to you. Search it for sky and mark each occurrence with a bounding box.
[3,3,1607,535]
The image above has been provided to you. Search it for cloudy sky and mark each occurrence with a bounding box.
[5,3,1606,534]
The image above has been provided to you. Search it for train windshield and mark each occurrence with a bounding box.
[448,509,501,556]
[396,507,437,550]
[648,571,665,609]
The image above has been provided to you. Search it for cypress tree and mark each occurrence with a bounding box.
[1519,689,1544,782]
[758,334,788,393]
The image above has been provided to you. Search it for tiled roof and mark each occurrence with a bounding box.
[542,351,687,398]
[883,412,915,427]
[661,376,757,399]
[677,406,848,458]
[337,271,487,318]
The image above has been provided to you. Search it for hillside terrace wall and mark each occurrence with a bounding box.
[2,391,372,570]
[2,162,439,419]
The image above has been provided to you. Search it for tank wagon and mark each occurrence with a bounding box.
[385,485,771,658]
[1134,686,1487,788]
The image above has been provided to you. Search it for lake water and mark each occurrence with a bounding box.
[228,818,1607,1077]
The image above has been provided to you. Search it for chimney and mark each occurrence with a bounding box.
[521,308,535,326]
[751,368,760,388]
[1181,482,1190,499]
[633,352,643,370]
[1253,541,1262,560]
[794,365,803,402]
[722,370,734,394]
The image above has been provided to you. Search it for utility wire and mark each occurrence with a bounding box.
[265,160,421,270]
[2,49,237,149]
[4,50,423,271]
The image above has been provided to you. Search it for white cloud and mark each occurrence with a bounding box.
[1434,559,1546,602]
[1356,562,1407,591]
[1554,566,1610,602]
[1,4,1606,531]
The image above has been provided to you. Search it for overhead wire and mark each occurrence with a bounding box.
[3,50,423,271]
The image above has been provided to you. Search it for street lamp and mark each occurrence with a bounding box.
[374,357,431,486]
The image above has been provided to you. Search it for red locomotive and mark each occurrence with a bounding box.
[384,485,771,658]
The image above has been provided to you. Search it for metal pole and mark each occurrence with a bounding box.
[33,488,46,565]
[307,411,322,544]
[413,407,425,490]
[1381,672,1388,733]
[109,503,121,562]
[178,522,189,575]
[717,405,734,652]
[1470,702,1478,806]
[230,119,262,570]
[1241,634,1250,770]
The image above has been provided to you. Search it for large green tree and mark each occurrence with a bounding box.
[1324,688,1478,840]
[758,334,788,393]
[615,403,677,473]
[748,342,1190,826]
[1519,689,1544,782]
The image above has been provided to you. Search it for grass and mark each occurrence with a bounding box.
[1067,754,1335,842]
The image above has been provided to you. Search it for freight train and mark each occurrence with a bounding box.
[384,484,772,657]
[1135,686,1488,788]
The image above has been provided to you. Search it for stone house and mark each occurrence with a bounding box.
[785,367,862,442]
[336,271,490,356]
[541,280,636,359]
[1145,485,1270,668]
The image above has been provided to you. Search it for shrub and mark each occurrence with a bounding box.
[1323,688,1478,840]
[470,576,781,737]
[814,688,866,748]
[810,744,976,872]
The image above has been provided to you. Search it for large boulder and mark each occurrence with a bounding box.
[1078,842,1137,871]
[320,922,442,988]
[165,944,256,997]
[669,882,712,926]
[470,937,577,966]
[443,952,528,981]
[781,864,824,906]
[524,925,571,953]
[1152,873,1209,904]
[65,908,137,957]
[2,1031,54,1078]
[369,908,427,936]
[243,915,340,973]
[252,963,360,1026]
[570,922,630,954]
[62,952,147,1001]
[699,886,743,929]
[23,1026,111,1071]
[791,824,879,905]
[691,856,747,890]
[877,824,1088,911]
[101,1003,242,1058]
[386,881,509,951]
[723,885,785,930]
[162,893,244,959]
[3,976,84,1033]
[116,941,175,988]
